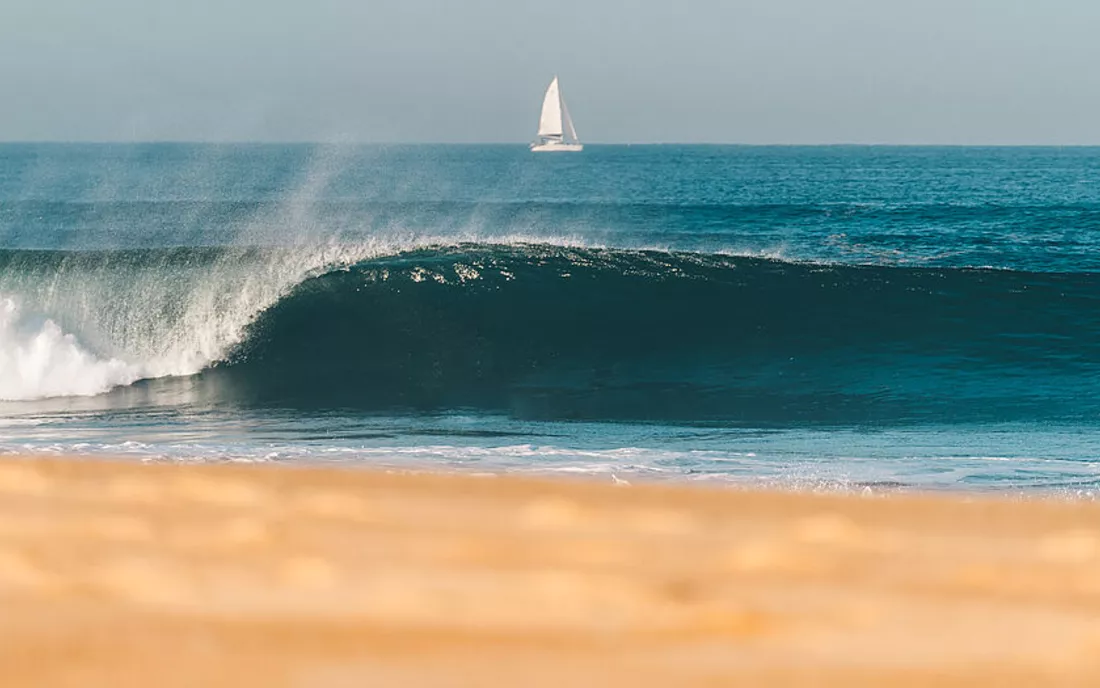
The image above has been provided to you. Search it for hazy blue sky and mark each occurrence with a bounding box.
[2,0,1099,144]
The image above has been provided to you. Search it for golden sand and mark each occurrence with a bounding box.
[1,457,1099,686]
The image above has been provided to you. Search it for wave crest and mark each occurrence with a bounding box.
[7,242,1100,423]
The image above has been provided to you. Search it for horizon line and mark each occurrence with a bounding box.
[4,140,1100,148]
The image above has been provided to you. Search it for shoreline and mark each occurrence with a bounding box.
[2,455,1100,685]
[9,450,1092,500]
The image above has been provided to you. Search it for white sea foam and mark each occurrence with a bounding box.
[0,297,141,400]
[0,431,1097,497]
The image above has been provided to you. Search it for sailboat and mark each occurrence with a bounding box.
[531,76,583,152]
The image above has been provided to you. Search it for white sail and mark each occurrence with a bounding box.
[562,96,579,143]
[537,77,563,138]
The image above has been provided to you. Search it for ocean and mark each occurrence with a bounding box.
[2,143,1100,494]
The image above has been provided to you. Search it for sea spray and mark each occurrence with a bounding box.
[0,146,384,398]
[0,144,775,404]
[0,245,375,393]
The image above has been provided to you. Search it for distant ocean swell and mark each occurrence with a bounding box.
[7,199,1100,272]
[3,243,1099,424]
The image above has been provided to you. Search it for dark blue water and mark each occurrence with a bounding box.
[2,144,1099,493]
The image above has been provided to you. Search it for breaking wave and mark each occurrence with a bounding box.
[4,242,1100,423]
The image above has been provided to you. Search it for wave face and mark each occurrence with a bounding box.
[5,240,1100,423]
[180,243,1100,424]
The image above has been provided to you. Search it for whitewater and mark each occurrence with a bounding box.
[0,243,389,400]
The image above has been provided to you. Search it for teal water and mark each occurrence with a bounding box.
[2,144,1100,494]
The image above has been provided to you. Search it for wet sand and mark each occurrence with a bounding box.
[1,457,1099,686]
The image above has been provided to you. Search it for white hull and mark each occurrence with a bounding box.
[530,142,584,152]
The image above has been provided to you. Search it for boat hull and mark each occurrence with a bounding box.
[530,143,584,152]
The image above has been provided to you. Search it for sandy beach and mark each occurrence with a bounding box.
[0,457,1097,686]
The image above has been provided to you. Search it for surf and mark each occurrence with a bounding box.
[5,241,1100,424]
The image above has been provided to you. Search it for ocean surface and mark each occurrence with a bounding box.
[2,144,1100,494]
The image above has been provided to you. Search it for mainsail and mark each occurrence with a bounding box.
[538,77,563,139]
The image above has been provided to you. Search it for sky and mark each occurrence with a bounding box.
[2,0,1100,144]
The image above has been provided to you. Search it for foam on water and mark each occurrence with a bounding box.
[0,297,140,400]
[0,436,1097,496]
